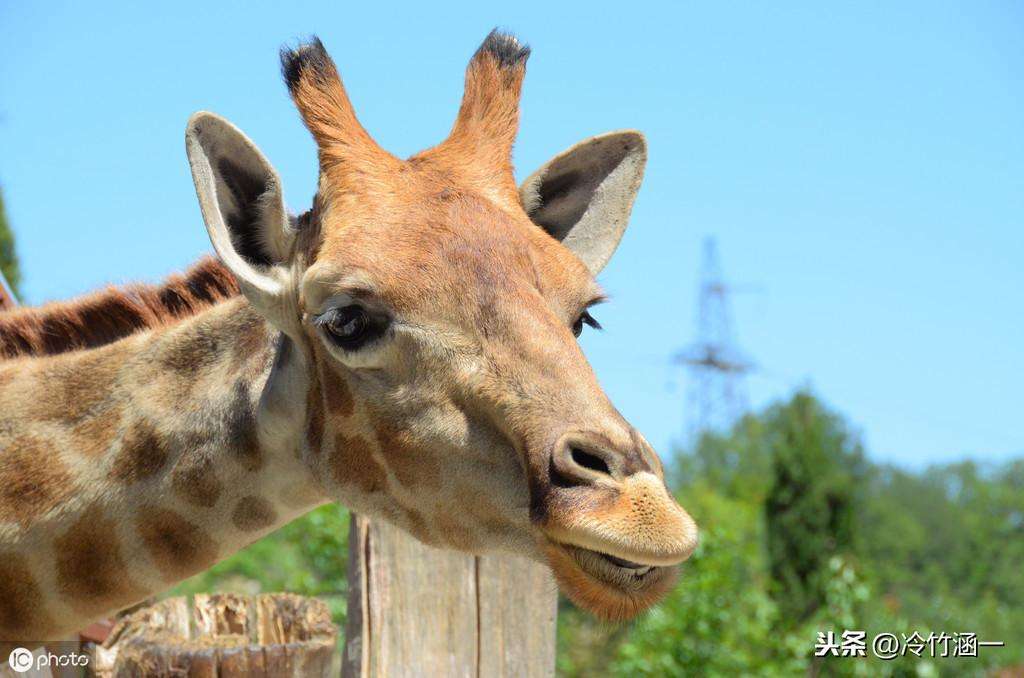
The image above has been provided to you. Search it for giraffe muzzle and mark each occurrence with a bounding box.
[542,431,696,561]
[528,429,698,618]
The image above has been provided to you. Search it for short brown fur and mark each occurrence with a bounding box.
[0,554,53,638]
[0,436,74,526]
[55,507,147,617]
[136,506,218,582]
[111,420,170,483]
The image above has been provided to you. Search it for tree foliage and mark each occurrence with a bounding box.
[763,391,868,621]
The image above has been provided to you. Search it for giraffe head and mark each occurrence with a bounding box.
[185,31,697,620]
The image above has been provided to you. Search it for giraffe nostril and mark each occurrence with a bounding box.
[549,437,621,488]
[570,447,611,476]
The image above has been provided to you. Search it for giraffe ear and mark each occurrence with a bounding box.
[520,131,646,274]
[186,112,295,324]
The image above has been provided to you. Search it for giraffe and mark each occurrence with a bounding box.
[0,31,698,645]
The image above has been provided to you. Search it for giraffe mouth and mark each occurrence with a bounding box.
[541,539,680,620]
[563,543,660,579]
[597,552,655,573]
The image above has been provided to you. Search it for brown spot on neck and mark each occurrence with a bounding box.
[225,380,262,471]
[159,323,225,374]
[110,420,170,483]
[329,433,387,496]
[55,506,147,617]
[136,506,218,582]
[171,453,223,508]
[231,496,278,532]
[227,311,273,376]
[0,436,73,526]
[38,349,119,424]
[0,553,55,640]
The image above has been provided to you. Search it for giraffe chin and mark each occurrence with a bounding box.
[541,540,680,621]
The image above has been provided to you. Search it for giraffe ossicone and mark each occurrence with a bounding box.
[0,30,697,644]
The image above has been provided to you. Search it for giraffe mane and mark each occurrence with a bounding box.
[0,256,240,360]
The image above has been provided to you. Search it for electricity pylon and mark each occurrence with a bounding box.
[676,237,754,440]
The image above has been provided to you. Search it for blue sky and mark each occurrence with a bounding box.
[1,1,1020,467]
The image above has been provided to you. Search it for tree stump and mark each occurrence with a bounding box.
[89,593,337,677]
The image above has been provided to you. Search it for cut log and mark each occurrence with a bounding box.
[89,593,337,678]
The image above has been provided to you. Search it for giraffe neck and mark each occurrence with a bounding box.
[0,297,329,643]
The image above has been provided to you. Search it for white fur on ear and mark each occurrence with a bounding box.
[185,112,293,319]
[520,131,647,274]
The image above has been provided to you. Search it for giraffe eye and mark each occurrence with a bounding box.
[316,305,387,351]
[572,310,602,338]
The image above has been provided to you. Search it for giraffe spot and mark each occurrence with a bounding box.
[228,313,270,375]
[322,364,354,418]
[171,454,222,508]
[136,506,218,582]
[71,406,123,458]
[231,496,278,532]
[0,553,55,639]
[159,323,224,374]
[39,350,118,423]
[373,418,441,490]
[0,436,73,526]
[226,380,262,471]
[55,506,146,617]
[110,420,169,483]
[305,377,325,457]
[330,434,387,495]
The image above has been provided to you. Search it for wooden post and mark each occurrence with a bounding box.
[343,515,557,678]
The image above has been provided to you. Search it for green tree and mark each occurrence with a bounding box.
[672,413,772,502]
[762,390,868,622]
[0,186,21,298]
